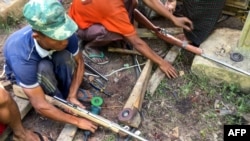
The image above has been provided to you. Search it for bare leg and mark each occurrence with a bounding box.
[0,88,49,141]
[77,24,122,64]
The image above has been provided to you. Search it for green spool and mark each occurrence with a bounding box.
[91,96,103,107]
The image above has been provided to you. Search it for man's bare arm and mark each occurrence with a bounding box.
[125,34,178,78]
[23,86,79,124]
[142,0,193,31]
[67,52,84,99]
[23,86,97,132]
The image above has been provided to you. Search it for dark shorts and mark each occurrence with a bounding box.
[183,0,226,46]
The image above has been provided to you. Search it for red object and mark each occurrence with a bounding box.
[0,123,7,135]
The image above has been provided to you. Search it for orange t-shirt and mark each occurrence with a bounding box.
[68,0,136,37]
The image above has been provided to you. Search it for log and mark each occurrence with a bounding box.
[118,59,153,128]
[147,46,181,95]
[56,124,77,141]
[124,59,153,109]
[108,47,142,56]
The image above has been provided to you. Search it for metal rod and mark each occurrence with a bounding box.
[201,53,250,76]
[84,62,108,81]
[53,96,148,141]
[135,55,142,73]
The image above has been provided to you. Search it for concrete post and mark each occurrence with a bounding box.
[238,11,250,49]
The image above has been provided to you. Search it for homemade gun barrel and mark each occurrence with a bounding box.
[53,96,148,141]
[134,8,250,76]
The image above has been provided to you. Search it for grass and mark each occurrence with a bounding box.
[0,13,25,31]
[103,134,116,141]
[149,53,250,139]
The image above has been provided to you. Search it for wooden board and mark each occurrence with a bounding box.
[12,85,32,118]
[119,60,153,128]
[56,124,78,141]
[147,46,181,95]
[123,59,153,109]
[137,28,183,39]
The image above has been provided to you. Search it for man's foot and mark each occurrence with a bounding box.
[12,130,53,141]
[77,89,95,103]
[83,46,109,65]
[33,131,53,141]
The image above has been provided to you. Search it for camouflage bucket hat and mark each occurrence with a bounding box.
[23,0,77,40]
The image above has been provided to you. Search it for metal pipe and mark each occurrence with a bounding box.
[53,96,148,141]
[84,62,108,81]
[201,53,250,76]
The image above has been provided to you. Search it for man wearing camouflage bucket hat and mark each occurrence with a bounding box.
[3,0,97,135]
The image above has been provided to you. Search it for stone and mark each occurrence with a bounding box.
[191,28,250,93]
[0,0,28,26]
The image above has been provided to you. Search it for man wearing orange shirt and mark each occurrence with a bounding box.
[69,0,178,79]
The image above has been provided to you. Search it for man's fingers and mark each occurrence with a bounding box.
[90,124,98,133]
[168,68,178,79]
[184,27,191,32]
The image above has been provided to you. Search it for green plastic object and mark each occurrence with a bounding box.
[91,96,103,107]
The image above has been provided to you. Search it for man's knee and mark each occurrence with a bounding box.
[77,24,109,40]
[52,51,74,65]
[0,88,10,106]
[38,60,53,73]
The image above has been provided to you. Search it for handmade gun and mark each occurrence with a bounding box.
[13,85,148,141]
[134,9,250,76]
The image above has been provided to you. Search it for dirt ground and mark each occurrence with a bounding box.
[0,1,246,141]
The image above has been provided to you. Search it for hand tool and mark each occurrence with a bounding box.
[89,79,113,97]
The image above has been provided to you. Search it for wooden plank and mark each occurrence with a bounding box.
[134,61,153,110]
[137,28,157,39]
[118,59,153,128]
[225,0,249,9]
[108,47,142,56]
[0,80,12,91]
[147,46,181,95]
[12,85,32,119]
[56,124,78,141]
[137,28,183,39]
[13,96,32,119]
[124,59,153,109]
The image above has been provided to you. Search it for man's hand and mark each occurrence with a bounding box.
[173,17,193,31]
[76,118,98,133]
[159,61,178,79]
[67,96,86,109]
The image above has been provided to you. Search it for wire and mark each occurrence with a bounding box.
[104,62,146,77]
